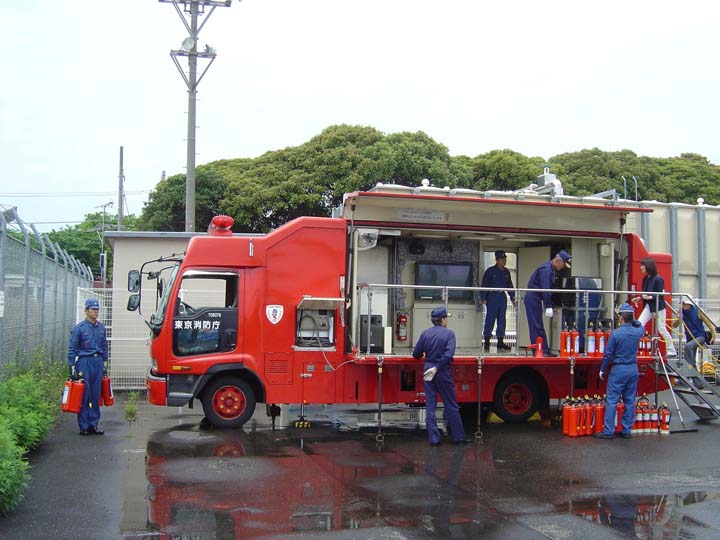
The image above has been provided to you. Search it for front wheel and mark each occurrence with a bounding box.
[493,374,540,422]
[201,376,256,428]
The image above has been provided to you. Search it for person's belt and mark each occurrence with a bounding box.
[79,353,102,358]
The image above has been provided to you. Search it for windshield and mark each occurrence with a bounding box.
[150,263,181,330]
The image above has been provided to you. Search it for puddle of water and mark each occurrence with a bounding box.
[121,406,720,540]
[554,491,717,539]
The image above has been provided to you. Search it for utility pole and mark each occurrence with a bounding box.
[118,146,124,231]
[96,201,113,285]
[160,0,234,232]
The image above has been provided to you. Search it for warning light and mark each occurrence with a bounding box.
[208,215,234,236]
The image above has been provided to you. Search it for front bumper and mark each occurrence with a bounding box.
[146,369,167,406]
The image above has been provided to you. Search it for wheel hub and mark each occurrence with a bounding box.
[213,385,246,420]
[503,383,531,415]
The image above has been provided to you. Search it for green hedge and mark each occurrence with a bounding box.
[0,353,67,515]
[0,422,29,514]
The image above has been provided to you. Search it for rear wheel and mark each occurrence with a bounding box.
[493,374,540,422]
[201,376,256,428]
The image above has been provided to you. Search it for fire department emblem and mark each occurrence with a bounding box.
[265,305,284,325]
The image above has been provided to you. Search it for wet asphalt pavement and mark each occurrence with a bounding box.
[2,391,720,540]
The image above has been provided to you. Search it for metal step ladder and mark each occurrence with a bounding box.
[650,358,720,421]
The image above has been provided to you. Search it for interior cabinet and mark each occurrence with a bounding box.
[412,305,479,348]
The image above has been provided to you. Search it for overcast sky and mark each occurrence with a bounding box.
[2,0,719,232]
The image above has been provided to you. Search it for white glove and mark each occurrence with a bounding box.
[545,308,554,318]
[423,367,438,381]
[599,371,605,381]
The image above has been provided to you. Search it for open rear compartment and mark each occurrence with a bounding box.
[339,180,666,421]
[345,183,638,359]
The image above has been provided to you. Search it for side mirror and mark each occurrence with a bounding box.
[128,270,140,293]
[127,294,140,311]
[158,278,165,299]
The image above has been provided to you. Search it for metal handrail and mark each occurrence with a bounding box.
[355,282,697,356]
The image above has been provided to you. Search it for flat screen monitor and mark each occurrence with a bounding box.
[415,262,473,301]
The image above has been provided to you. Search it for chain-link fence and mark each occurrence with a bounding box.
[0,207,94,369]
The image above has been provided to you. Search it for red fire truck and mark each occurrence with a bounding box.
[127,176,673,428]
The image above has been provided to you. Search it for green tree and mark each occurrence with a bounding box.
[137,125,720,233]
[218,125,460,232]
[550,148,720,204]
[471,149,546,191]
[138,164,235,231]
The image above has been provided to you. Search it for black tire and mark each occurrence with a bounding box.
[201,376,256,428]
[493,374,540,422]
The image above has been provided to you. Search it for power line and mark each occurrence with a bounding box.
[27,220,85,225]
[0,190,149,197]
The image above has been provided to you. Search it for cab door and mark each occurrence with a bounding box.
[172,270,242,357]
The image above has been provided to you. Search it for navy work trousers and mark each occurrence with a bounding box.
[524,294,549,354]
[424,365,465,445]
[483,294,508,339]
[602,363,639,436]
[76,355,103,431]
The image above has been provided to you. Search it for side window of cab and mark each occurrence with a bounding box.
[173,271,239,356]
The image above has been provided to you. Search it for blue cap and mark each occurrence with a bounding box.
[85,298,100,309]
[618,302,634,314]
[556,250,571,267]
[431,307,451,319]
[494,250,507,258]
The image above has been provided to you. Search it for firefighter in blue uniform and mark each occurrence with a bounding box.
[67,298,108,435]
[594,303,644,439]
[675,295,715,389]
[413,307,468,446]
[524,250,571,356]
[480,250,516,351]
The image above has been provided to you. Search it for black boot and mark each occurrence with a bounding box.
[483,337,491,352]
[497,338,511,351]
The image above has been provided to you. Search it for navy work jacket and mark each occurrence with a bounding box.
[68,319,108,367]
[682,306,706,341]
[600,320,644,373]
[526,260,556,308]
[412,325,456,371]
[480,265,515,302]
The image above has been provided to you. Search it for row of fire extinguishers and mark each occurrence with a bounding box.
[562,394,671,437]
[560,321,654,358]
[560,321,610,357]
[61,375,114,413]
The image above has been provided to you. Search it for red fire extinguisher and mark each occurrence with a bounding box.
[584,397,595,436]
[596,322,605,357]
[561,322,571,356]
[615,401,624,433]
[593,396,606,434]
[642,397,651,433]
[587,322,597,357]
[659,402,671,434]
[61,379,85,414]
[633,400,643,434]
[650,403,659,433]
[641,332,651,356]
[562,397,571,435]
[570,323,580,354]
[567,401,579,437]
[577,397,587,436]
[396,312,408,341]
[101,376,115,407]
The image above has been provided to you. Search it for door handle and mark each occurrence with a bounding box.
[224,330,237,350]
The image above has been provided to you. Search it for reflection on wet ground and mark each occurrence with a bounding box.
[120,403,720,540]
